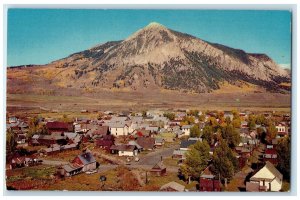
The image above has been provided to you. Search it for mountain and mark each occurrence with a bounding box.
[7,22,290,95]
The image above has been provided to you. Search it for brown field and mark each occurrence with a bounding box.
[6,89,291,115]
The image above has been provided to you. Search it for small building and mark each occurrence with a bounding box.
[179,140,197,151]
[199,166,222,192]
[136,137,155,150]
[248,161,283,191]
[110,145,138,157]
[181,125,192,136]
[154,138,165,147]
[72,151,97,172]
[160,181,185,192]
[96,140,114,151]
[46,121,74,133]
[150,162,166,176]
[109,123,129,136]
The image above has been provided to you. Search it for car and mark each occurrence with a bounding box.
[85,169,97,174]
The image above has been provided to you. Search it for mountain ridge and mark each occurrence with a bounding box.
[7,22,290,95]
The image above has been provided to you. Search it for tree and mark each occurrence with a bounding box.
[232,118,241,128]
[276,135,291,178]
[163,112,175,120]
[6,129,16,154]
[179,141,210,182]
[266,124,277,143]
[208,117,219,129]
[248,119,256,130]
[190,125,201,137]
[188,110,199,117]
[211,139,239,181]
[202,125,213,143]
[182,116,195,125]
[198,114,205,122]
[221,124,240,148]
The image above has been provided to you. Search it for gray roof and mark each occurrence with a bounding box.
[182,125,192,129]
[180,140,197,149]
[78,152,96,165]
[128,140,143,149]
[62,164,82,172]
[160,181,185,192]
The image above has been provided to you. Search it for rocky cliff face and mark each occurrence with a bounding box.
[7,22,290,94]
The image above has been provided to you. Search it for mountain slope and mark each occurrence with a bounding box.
[7,22,290,95]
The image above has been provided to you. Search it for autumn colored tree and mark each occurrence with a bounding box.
[266,124,277,144]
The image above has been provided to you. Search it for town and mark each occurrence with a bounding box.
[5,108,291,192]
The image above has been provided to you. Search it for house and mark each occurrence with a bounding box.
[179,140,197,151]
[72,150,97,172]
[110,145,138,157]
[172,150,186,159]
[96,140,114,151]
[46,121,74,133]
[224,111,233,121]
[145,126,159,133]
[248,161,283,191]
[275,123,288,137]
[263,146,278,165]
[92,126,109,137]
[59,163,82,177]
[181,125,192,136]
[136,137,155,150]
[109,123,129,136]
[38,134,67,146]
[16,134,26,144]
[128,140,143,152]
[150,162,167,176]
[8,116,18,124]
[160,181,185,192]
[154,138,165,147]
[199,166,222,192]
[64,132,82,144]
[9,156,41,169]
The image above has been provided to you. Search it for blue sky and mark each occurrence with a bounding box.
[7,9,291,67]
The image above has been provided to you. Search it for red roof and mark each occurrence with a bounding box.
[265,148,277,155]
[46,121,70,129]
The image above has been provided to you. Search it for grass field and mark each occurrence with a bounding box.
[6,91,291,115]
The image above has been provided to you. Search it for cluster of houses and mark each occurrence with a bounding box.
[6,109,290,191]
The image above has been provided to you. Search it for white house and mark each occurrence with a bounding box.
[109,123,129,136]
[249,161,283,191]
[182,125,192,136]
[275,123,287,137]
[110,145,138,157]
